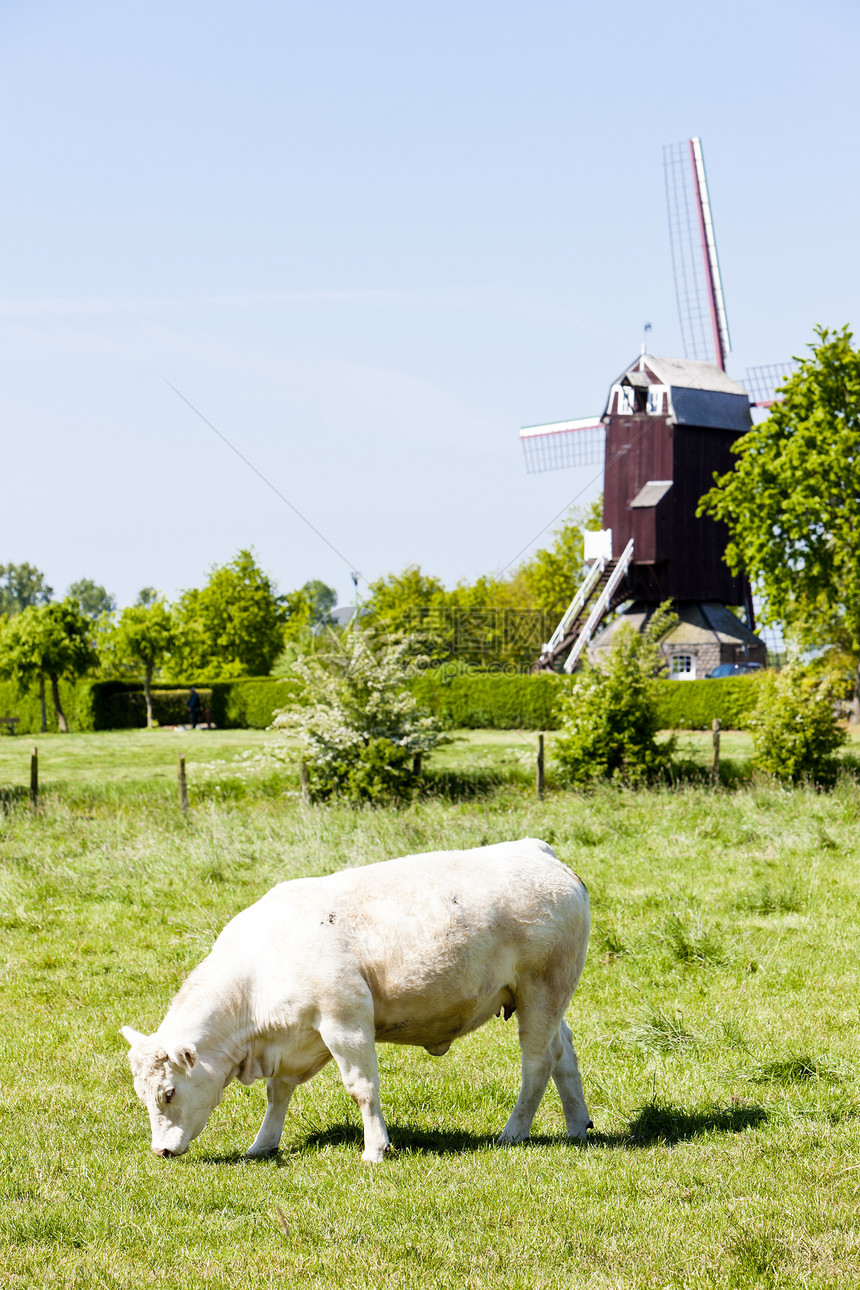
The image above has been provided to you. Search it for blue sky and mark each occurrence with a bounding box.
[2,0,857,608]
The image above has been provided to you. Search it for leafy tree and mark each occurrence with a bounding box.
[281,581,338,645]
[699,326,860,719]
[363,502,603,670]
[68,578,116,620]
[554,604,676,786]
[0,600,98,731]
[0,563,53,617]
[272,629,443,802]
[102,599,175,727]
[137,587,158,607]
[173,549,286,677]
[302,580,337,629]
[517,498,604,624]
[749,666,846,784]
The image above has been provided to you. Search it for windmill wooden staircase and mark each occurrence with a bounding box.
[534,539,634,673]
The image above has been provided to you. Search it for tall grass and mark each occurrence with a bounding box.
[1,733,859,1287]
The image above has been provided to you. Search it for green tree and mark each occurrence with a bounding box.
[68,578,116,620]
[364,503,603,670]
[302,580,337,629]
[555,604,676,786]
[102,599,175,727]
[174,549,286,677]
[517,498,604,624]
[0,600,98,731]
[0,563,53,617]
[281,581,338,644]
[699,326,860,719]
[364,566,453,658]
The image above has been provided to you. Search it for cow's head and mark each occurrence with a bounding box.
[121,1026,225,1158]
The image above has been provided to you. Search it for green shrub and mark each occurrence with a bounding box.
[749,666,846,783]
[273,631,444,803]
[555,615,676,787]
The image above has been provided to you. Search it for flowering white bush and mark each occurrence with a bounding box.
[272,629,444,801]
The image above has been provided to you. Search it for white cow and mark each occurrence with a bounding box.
[122,838,591,1161]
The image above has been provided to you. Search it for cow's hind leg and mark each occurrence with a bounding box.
[499,982,588,1145]
[246,1077,296,1158]
[320,1004,390,1163]
[551,1019,591,1141]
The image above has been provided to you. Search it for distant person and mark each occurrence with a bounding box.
[186,687,202,729]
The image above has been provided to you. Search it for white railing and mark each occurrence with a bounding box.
[542,556,607,657]
[563,539,635,673]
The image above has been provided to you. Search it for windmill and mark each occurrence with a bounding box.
[522,138,792,676]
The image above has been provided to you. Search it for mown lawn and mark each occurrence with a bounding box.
[1,732,859,1287]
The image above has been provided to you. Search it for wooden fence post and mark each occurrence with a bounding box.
[29,745,38,813]
[711,718,721,785]
[536,732,545,801]
[178,755,189,815]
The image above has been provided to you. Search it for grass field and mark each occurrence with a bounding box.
[1,730,859,1287]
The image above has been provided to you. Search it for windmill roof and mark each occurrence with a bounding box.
[611,355,749,396]
[603,355,752,431]
[644,356,750,397]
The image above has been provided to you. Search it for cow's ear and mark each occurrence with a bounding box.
[172,1045,197,1074]
[120,1026,148,1046]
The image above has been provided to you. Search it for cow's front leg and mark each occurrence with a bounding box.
[245,1077,296,1158]
[320,1010,389,1163]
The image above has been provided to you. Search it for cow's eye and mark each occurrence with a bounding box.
[165,1088,176,1104]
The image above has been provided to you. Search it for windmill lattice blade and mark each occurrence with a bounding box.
[520,419,605,474]
[664,139,724,366]
[744,361,798,405]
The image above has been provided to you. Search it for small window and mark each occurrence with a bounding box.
[671,654,696,680]
[647,388,663,416]
[617,387,634,414]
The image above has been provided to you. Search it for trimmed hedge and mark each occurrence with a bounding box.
[0,678,98,734]
[210,677,302,729]
[409,672,568,730]
[653,675,764,731]
[0,676,302,733]
[0,670,765,735]
[409,670,764,731]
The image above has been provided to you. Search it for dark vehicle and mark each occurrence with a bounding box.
[706,662,764,679]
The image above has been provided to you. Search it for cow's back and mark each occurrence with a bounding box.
[214,838,589,1051]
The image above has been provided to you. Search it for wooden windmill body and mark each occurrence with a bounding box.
[521,139,786,677]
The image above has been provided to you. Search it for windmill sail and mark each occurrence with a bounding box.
[520,416,605,474]
[663,138,731,370]
[745,361,799,407]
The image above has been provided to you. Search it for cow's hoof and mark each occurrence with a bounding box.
[497,1131,530,1146]
[245,1145,278,1159]
[361,1144,390,1164]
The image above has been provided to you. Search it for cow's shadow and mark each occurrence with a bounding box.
[205,1099,767,1165]
[591,1099,767,1148]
